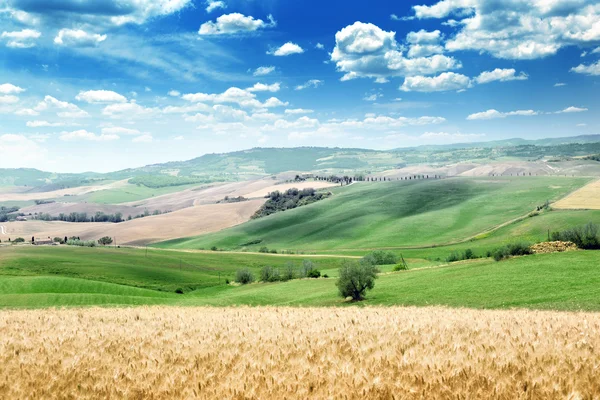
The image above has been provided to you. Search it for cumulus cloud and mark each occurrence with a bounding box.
[206,0,226,13]
[199,13,275,35]
[1,29,41,48]
[268,42,304,56]
[246,83,281,92]
[26,120,67,127]
[102,102,160,119]
[34,96,89,118]
[400,72,471,92]
[5,0,192,26]
[295,79,323,90]
[315,43,325,49]
[14,108,38,116]
[101,127,142,135]
[76,90,127,103]
[0,95,19,104]
[54,29,107,47]
[285,108,314,114]
[557,106,588,113]
[59,130,119,141]
[182,87,287,109]
[331,22,460,82]
[413,0,600,60]
[571,60,600,75]
[253,66,275,76]
[132,134,153,143]
[0,83,25,94]
[467,109,538,120]
[168,90,181,97]
[406,29,444,57]
[475,68,529,84]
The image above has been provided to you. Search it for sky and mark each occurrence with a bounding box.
[0,0,599,172]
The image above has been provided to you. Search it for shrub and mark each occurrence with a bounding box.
[362,251,398,266]
[306,269,321,278]
[492,242,532,261]
[322,274,329,278]
[236,269,255,284]
[175,288,184,294]
[260,266,280,282]
[300,259,317,277]
[66,239,96,247]
[282,262,296,281]
[53,237,64,244]
[551,222,600,250]
[13,237,25,243]
[259,246,269,253]
[446,251,462,263]
[98,236,113,246]
[393,264,408,271]
[336,259,380,301]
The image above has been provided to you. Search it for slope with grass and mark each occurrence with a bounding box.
[156,177,589,251]
[1,248,599,310]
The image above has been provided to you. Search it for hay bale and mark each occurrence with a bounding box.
[531,241,578,254]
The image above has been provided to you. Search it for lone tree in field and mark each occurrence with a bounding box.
[98,236,113,246]
[336,259,380,301]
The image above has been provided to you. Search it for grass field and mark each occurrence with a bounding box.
[1,247,599,310]
[55,182,204,204]
[2,306,599,399]
[155,176,589,251]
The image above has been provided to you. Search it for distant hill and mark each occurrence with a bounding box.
[1,135,599,188]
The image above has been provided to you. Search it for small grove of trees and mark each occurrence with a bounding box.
[336,258,380,301]
[492,243,532,261]
[66,239,96,247]
[235,259,322,284]
[98,236,113,246]
[252,188,331,219]
[551,222,600,250]
[362,250,398,265]
[236,268,255,284]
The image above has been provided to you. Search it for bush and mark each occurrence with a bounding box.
[53,237,64,244]
[282,262,296,281]
[300,259,317,277]
[393,264,408,271]
[306,269,321,278]
[446,251,462,263]
[13,237,25,243]
[175,288,184,294]
[259,246,269,253]
[362,251,398,265]
[260,266,281,282]
[492,242,532,261]
[98,236,113,246]
[236,268,255,284]
[336,260,380,301]
[446,248,476,263]
[211,246,218,251]
[66,239,96,247]
[551,222,600,250]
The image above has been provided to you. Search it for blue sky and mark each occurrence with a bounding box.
[0,0,599,172]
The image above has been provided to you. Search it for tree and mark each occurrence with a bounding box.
[336,259,380,301]
[98,236,113,246]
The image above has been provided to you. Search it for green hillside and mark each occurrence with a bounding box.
[155,177,590,251]
[1,249,599,310]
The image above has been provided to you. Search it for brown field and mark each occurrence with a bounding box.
[1,307,599,399]
[240,180,338,199]
[0,179,129,202]
[553,179,600,210]
[0,199,264,245]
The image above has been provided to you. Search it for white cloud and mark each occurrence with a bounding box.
[363,93,382,101]
[467,109,538,120]
[168,90,181,97]
[414,0,600,60]
[14,108,39,116]
[132,134,153,143]
[29,133,51,143]
[54,29,107,47]
[419,131,484,140]
[199,13,275,35]
[285,109,314,115]
[0,83,25,94]
[558,106,588,113]
[0,95,19,104]
[0,134,47,168]
[102,102,160,119]
[1,29,41,48]
[331,22,460,82]
[26,120,67,127]
[182,87,287,109]
[554,82,567,87]
[206,0,226,12]
[406,30,444,57]
[315,43,325,49]
[101,127,142,135]
[475,68,528,84]
[34,95,89,118]
[59,130,119,141]
[268,42,304,56]
[592,47,600,54]
[76,90,127,103]
[246,82,281,92]
[295,79,323,90]
[571,61,600,76]
[253,66,275,76]
[400,72,472,92]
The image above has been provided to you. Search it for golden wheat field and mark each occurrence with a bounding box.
[1,307,600,399]
[553,179,600,210]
